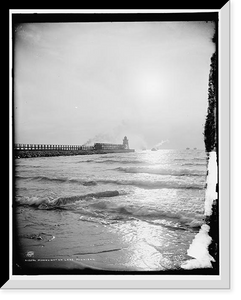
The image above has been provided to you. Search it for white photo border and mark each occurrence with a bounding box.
[5,4,230,289]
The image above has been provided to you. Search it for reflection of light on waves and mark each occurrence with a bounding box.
[138,149,170,165]
[126,242,167,271]
[114,221,170,271]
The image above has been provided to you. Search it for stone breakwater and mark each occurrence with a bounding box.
[15,149,134,159]
[15,150,98,158]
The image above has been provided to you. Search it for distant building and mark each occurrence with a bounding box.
[123,136,129,149]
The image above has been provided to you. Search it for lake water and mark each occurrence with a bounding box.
[14,149,208,272]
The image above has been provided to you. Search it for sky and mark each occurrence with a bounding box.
[14,20,215,150]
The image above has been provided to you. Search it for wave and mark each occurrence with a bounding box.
[16,190,121,209]
[78,159,147,165]
[174,157,207,162]
[115,166,206,177]
[194,157,207,161]
[16,175,204,190]
[16,191,204,231]
[15,175,98,186]
[82,202,204,230]
[16,175,68,183]
[77,159,96,163]
[120,208,204,230]
[181,162,207,166]
[97,179,204,190]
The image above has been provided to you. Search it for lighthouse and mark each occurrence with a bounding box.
[123,136,129,149]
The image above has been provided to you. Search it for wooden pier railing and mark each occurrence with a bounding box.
[14,144,94,151]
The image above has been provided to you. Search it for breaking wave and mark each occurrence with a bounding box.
[15,190,121,209]
[97,179,204,190]
[15,175,98,186]
[81,201,205,230]
[115,166,206,177]
[16,192,204,230]
[15,173,205,190]
[16,175,204,190]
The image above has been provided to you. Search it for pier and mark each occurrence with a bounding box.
[14,137,134,158]
[14,144,94,151]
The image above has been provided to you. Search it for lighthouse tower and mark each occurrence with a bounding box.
[123,136,129,149]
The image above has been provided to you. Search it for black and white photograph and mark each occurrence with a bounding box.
[6,6,231,289]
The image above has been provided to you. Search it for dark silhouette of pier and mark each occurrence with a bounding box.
[14,137,134,158]
[14,143,93,151]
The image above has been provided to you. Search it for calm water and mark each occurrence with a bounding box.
[14,149,208,271]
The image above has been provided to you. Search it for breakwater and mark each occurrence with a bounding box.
[14,143,134,159]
